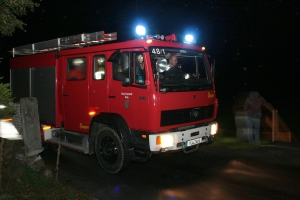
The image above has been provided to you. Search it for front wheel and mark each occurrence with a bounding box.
[95,127,130,173]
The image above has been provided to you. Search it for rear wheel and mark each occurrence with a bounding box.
[95,127,130,173]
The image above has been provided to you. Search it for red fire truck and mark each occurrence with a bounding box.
[10,28,218,173]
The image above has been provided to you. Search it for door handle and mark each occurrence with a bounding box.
[108,95,116,98]
[63,94,68,97]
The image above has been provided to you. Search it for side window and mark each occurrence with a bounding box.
[67,57,86,81]
[112,52,145,85]
[112,53,132,81]
[135,53,145,85]
[93,55,105,80]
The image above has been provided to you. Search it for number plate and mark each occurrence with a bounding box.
[186,138,202,147]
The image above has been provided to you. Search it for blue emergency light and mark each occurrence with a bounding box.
[184,34,196,44]
[136,25,146,37]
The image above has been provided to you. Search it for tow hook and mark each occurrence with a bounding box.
[203,136,209,143]
[179,142,199,154]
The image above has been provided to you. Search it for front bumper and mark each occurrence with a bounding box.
[149,122,217,152]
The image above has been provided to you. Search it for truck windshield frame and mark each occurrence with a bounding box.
[149,47,212,92]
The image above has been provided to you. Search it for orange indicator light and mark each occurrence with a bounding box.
[42,126,52,130]
[156,136,161,145]
[89,111,96,116]
[2,118,12,122]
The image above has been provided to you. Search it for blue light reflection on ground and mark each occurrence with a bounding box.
[113,186,120,194]
[169,195,176,200]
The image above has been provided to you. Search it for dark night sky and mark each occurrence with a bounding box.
[0,0,299,128]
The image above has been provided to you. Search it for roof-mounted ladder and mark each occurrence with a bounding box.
[12,31,117,57]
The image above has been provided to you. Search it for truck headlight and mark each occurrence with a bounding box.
[211,123,218,135]
[156,135,174,148]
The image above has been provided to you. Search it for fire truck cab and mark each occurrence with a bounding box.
[10,29,218,173]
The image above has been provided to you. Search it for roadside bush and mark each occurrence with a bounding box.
[0,77,14,118]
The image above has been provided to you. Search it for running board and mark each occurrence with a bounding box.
[46,138,89,154]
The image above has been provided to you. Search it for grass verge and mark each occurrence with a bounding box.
[210,129,272,150]
[0,139,97,200]
[1,166,96,200]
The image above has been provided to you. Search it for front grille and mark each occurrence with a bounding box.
[161,105,214,126]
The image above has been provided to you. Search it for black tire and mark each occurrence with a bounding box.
[95,127,130,173]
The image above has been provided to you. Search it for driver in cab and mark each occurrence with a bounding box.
[163,55,183,80]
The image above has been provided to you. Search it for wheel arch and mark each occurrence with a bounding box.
[89,112,133,154]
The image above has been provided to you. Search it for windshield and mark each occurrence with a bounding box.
[149,47,212,92]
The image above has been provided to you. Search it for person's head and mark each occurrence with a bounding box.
[168,56,178,67]
[97,57,105,66]
[137,54,144,69]
[247,85,259,97]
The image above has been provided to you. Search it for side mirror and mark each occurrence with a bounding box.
[211,59,215,81]
[156,58,168,73]
[208,56,215,81]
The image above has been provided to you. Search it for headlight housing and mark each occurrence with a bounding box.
[211,123,218,135]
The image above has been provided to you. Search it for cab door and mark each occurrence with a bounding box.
[108,51,150,130]
[62,55,89,133]
[89,53,109,115]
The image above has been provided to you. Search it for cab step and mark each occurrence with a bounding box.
[46,138,89,154]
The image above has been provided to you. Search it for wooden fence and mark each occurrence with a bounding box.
[265,104,298,142]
